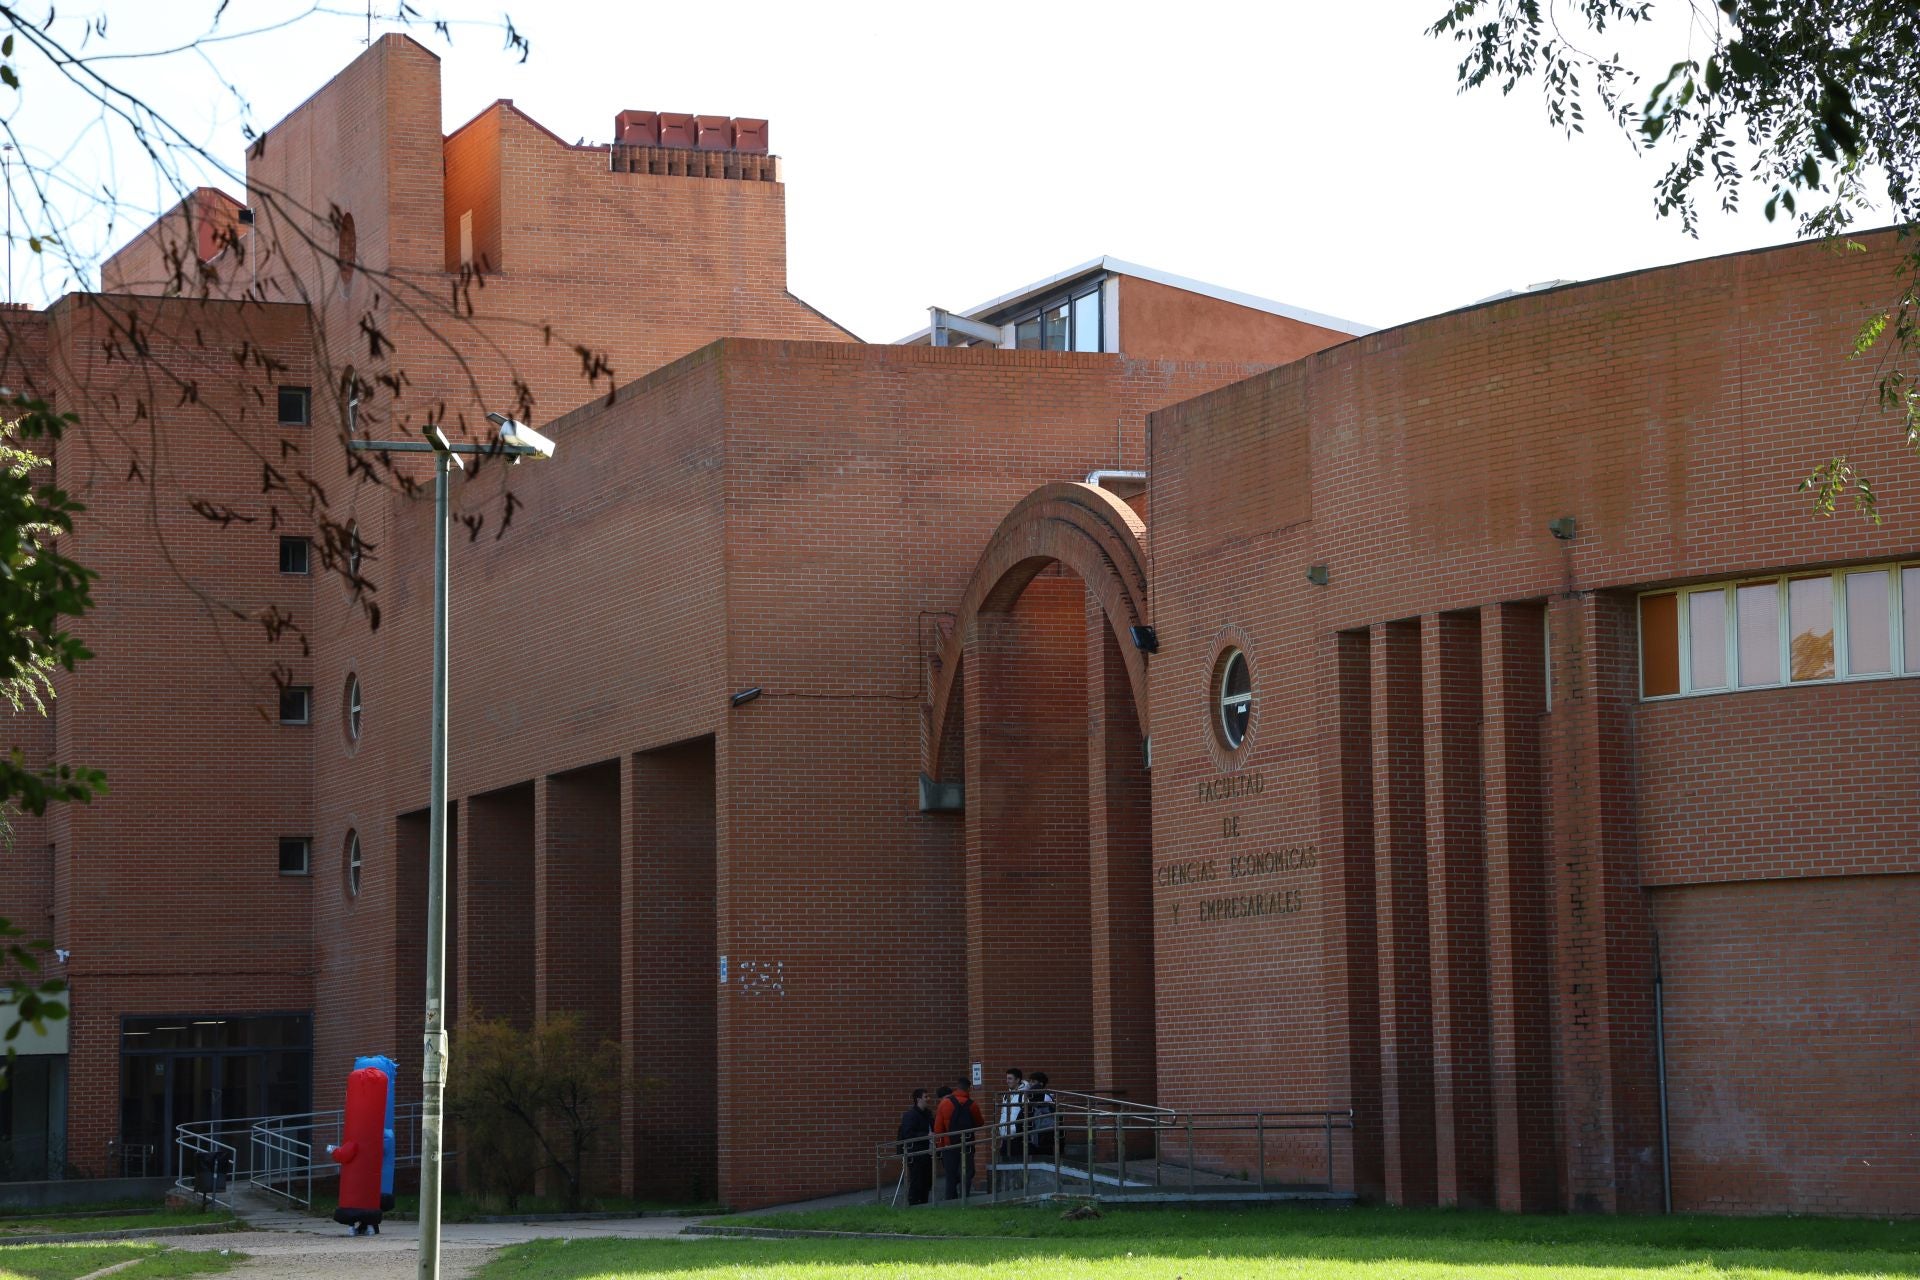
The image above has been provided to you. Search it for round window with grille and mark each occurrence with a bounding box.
[1215,648,1252,750]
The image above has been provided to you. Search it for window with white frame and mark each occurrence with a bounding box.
[1639,562,1920,699]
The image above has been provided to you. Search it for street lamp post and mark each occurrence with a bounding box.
[349,416,556,1280]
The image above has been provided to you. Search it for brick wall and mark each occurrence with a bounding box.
[34,293,316,1173]
[1655,875,1919,1215]
[1149,230,1920,1215]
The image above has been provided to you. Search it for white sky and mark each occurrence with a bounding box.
[12,1,1836,340]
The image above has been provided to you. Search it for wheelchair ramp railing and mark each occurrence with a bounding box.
[876,1091,1354,1208]
[173,1104,422,1210]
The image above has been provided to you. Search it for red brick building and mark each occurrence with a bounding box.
[0,37,1911,1218]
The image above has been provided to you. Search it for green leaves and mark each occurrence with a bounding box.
[0,415,103,1077]
[1799,456,1879,523]
[1432,1,1920,524]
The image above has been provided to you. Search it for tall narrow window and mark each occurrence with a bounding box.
[1737,581,1780,686]
[1789,576,1835,680]
[1043,302,1070,351]
[459,210,474,267]
[1845,570,1892,674]
[1688,589,1727,689]
[1072,290,1101,352]
[1640,593,1680,697]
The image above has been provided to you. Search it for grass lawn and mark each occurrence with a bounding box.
[0,1207,234,1237]
[0,1242,240,1279]
[477,1203,1920,1279]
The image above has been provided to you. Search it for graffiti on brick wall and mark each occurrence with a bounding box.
[734,958,786,998]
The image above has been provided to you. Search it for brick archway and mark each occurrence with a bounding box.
[925,481,1150,781]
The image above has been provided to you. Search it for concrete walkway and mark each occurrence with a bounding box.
[139,1191,705,1280]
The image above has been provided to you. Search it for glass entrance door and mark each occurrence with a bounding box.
[118,1054,170,1176]
[118,1014,312,1177]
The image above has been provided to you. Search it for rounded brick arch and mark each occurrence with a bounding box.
[925,481,1150,780]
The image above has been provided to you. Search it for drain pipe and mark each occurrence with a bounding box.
[1653,930,1672,1214]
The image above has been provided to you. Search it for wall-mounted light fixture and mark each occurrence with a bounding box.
[1306,564,1330,586]
[1128,625,1159,654]
[1548,517,1577,541]
[729,687,763,708]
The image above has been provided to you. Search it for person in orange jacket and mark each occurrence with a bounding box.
[932,1077,985,1200]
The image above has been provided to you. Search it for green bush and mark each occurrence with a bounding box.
[448,1015,620,1212]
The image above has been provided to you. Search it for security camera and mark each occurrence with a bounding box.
[487,411,556,460]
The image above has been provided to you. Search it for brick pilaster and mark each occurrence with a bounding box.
[1087,603,1155,1104]
[1371,619,1435,1205]
[623,739,718,1204]
[1547,593,1660,1212]
[1481,601,1559,1211]
[1423,611,1492,1206]
[1321,628,1382,1199]
[456,785,534,1028]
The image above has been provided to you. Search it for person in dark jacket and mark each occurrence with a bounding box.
[1025,1071,1057,1163]
[895,1088,935,1205]
[932,1077,985,1200]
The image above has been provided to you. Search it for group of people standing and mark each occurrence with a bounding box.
[893,1068,1056,1205]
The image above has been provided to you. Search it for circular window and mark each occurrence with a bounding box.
[343,673,362,744]
[345,521,362,578]
[336,211,357,290]
[1215,648,1252,750]
[344,829,362,898]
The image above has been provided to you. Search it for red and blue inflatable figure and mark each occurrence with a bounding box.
[330,1065,388,1235]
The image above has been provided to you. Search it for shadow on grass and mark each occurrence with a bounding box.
[476,1210,1920,1280]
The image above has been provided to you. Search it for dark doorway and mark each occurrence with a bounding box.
[118,1013,311,1176]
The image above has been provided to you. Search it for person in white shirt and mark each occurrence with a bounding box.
[996,1067,1029,1185]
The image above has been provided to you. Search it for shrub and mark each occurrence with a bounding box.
[448,1015,620,1211]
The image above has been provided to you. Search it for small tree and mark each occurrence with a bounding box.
[0,404,102,1071]
[448,1014,620,1212]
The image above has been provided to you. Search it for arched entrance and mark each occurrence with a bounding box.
[922,482,1156,1106]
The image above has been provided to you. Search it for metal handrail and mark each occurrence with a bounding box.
[172,1121,240,1208]
[875,1097,1354,1207]
[172,1104,425,1210]
[246,1104,426,1208]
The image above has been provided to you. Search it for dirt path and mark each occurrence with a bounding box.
[146,1211,702,1280]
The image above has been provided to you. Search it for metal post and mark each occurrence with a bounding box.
[1085,1107,1095,1195]
[1185,1115,1195,1193]
[1256,1113,1265,1192]
[1654,937,1673,1215]
[418,450,451,1280]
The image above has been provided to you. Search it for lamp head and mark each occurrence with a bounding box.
[487,411,555,460]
